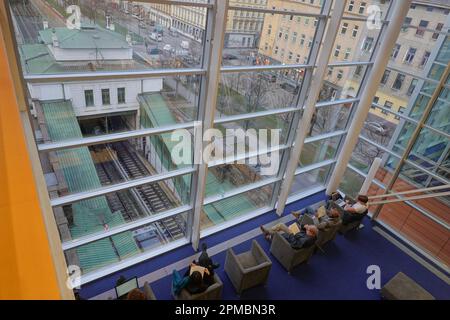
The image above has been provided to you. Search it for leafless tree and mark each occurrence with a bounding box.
[355,127,392,168]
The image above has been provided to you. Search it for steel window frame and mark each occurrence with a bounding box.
[346,164,450,231]
[276,0,347,214]
[7,0,444,286]
[61,205,192,251]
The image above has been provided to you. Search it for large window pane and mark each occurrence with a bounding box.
[300,137,341,168]
[290,164,332,196]
[201,184,275,230]
[225,4,323,67]
[64,212,189,275]
[42,134,193,198]
[218,70,305,114]
[53,173,192,242]
[10,1,207,73]
[319,65,368,102]
[309,103,353,137]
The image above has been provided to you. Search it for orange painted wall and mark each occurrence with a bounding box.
[0,24,61,299]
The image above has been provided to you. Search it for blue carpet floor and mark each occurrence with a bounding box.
[149,218,450,300]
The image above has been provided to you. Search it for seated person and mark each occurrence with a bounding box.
[342,194,369,225]
[294,207,341,231]
[126,288,146,300]
[260,217,318,250]
[183,262,212,294]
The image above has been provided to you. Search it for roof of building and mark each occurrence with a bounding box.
[19,43,149,75]
[41,100,139,273]
[39,24,131,50]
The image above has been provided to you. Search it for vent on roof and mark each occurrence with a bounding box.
[92,34,100,39]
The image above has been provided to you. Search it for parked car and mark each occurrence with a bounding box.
[180,40,189,50]
[163,44,173,52]
[223,53,238,60]
[149,32,162,42]
[280,82,299,94]
[365,121,387,135]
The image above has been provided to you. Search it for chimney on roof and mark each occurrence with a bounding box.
[43,20,48,30]
[51,29,59,47]
[109,23,115,31]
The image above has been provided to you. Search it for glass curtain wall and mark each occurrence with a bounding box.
[8,0,445,284]
[339,4,450,270]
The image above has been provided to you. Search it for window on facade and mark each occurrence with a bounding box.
[334,45,341,57]
[300,34,305,46]
[101,89,110,105]
[359,2,366,14]
[372,96,380,109]
[402,17,412,32]
[354,65,363,77]
[407,79,418,96]
[341,22,348,35]
[392,73,405,90]
[395,106,406,120]
[337,70,344,80]
[404,47,417,64]
[432,23,443,40]
[362,37,374,52]
[118,87,126,104]
[381,70,391,85]
[416,20,429,37]
[420,51,431,67]
[85,89,94,107]
[352,25,359,38]
[382,101,393,115]
[344,48,351,60]
[348,0,354,11]
[391,44,401,60]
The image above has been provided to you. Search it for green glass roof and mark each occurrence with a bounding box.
[39,26,130,50]
[41,100,139,273]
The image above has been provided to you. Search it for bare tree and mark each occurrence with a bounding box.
[355,127,392,168]
[242,75,272,130]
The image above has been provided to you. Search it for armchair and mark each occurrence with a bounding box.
[174,273,223,300]
[269,232,315,273]
[224,240,272,295]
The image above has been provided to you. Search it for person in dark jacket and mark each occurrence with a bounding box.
[260,223,318,250]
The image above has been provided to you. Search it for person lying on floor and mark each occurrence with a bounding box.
[260,216,318,250]
[342,194,369,225]
[294,206,342,231]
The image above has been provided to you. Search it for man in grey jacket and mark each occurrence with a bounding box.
[294,207,342,231]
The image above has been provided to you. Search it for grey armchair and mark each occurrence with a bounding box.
[224,240,272,295]
[174,273,223,300]
[269,232,315,273]
[298,212,341,251]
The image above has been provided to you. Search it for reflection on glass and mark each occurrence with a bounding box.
[218,70,305,114]
[310,104,352,136]
[300,137,341,168]
[290,165,332,196]
[54,174,191,242]
[64,212,188,275]
[319,65,367,102]
[338,167,364,198]
[225,4,323,67]
[201,184,274,230]
[10,1,206,74]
